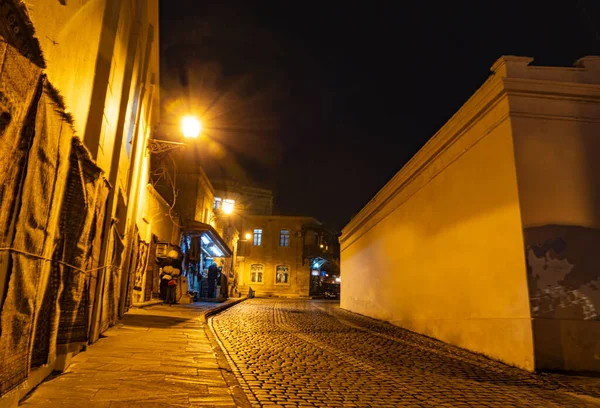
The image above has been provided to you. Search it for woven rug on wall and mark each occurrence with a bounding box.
[132,239,149,304]
[28,81,77,368]
[99,225,124,334]
[144,237,158,302]
[56,139,108,346]
[0,42,43,395]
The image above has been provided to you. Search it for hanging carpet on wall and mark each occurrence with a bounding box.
[0,41,44,395]
[56,138,109,347]
[99,225,124,334]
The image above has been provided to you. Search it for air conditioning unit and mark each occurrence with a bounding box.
[156,243,170,258]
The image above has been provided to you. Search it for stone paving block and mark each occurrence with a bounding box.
[20,301,249,408]
[21,399,111,408]
[211,299,600,408]
[109,400,190,408]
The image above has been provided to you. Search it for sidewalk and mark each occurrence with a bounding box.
[20,299,248,408]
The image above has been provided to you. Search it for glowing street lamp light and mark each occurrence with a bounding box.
[181,116,202,139]
[147,115,203,154]
[222,199,235,214]
[245,233,252,240]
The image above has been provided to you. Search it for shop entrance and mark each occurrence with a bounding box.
[180,221,232,301]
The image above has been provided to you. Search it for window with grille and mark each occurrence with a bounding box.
[251,264,263,283]
[276,265,289,284]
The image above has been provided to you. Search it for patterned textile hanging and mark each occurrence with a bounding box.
[0,42,44,394]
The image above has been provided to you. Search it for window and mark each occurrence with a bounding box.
[253,229,262,246]
[251,264,263,283]
[276,265,289,284]
[280,229,290,247]
[213,197,222,209]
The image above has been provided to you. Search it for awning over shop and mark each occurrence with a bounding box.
[184,221,232,258]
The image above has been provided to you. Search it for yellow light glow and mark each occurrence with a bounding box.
[222,199,235,214]
[245,233,252,240]
[181,116,202,138]
[320,244,324,248]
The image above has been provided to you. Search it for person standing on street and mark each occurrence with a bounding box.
[208,262,218,298]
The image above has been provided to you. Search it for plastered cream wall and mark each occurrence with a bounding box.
[28,0,159,182]
[506,56,600,371]
[27,0,107,137]
[341,61,535,370]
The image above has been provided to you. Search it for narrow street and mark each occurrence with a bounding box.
[211,299,600,408]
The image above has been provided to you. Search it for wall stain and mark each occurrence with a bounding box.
[524,225,600,321]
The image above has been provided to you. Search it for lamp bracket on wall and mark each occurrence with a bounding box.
[147,139,185,154]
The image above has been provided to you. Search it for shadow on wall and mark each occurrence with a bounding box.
[524,225,600,372]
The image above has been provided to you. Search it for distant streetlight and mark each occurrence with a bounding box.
[245,233,252,240]
[181,116,202,139]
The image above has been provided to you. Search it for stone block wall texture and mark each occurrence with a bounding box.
[237,216,315,297]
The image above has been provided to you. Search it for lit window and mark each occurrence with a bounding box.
[280,229,290,247]
[253,229,262,246]
[251,264,263,283]
[222,199,235,214]
[213,197,222,209]
[276,265,289,284]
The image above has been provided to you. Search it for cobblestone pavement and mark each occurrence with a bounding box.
[20,300,247,408]
[210,299,600,407]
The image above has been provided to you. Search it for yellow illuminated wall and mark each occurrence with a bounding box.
[341,100,534,369]
[26,0,107,137]
[341,56,600,372]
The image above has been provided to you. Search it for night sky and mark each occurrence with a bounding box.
[160,1,600,232]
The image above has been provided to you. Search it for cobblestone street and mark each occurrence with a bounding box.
[211,299,600,407]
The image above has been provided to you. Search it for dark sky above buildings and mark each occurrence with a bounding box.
[160,1,600,232]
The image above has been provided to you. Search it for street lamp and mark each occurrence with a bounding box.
[222,199,235,214]
[147,115,202,154]
[181,116,202,139]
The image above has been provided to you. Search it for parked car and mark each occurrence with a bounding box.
[322,283,340,299]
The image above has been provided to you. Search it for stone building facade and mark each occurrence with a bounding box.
[207,181,339,298]
[340,55,600,373]
[236,216,321,297]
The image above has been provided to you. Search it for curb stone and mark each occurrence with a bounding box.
[203,297,252,408]
[203,296,248,321]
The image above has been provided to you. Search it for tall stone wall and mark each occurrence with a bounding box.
[340,88,534,370]
[341,55,600,372]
